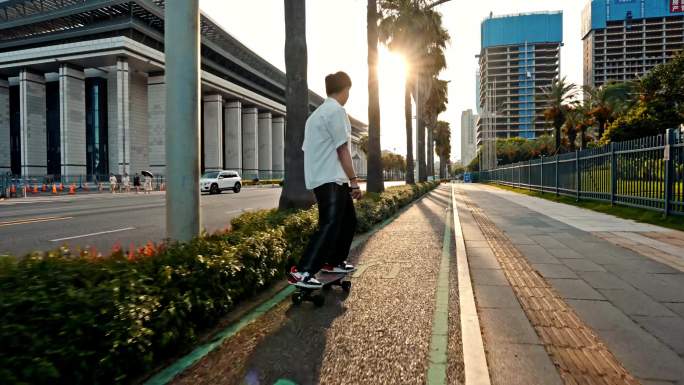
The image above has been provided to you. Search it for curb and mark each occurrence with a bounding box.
[143,185,440,385]
[451,184,491,385]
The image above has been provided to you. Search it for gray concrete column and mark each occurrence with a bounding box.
[203,94,223,171]
[165,0,201,241]
[108,58,129,175]
[58,65,86,179]
[129,70,149,175]
[108,58,149,175]
[242,107,258,180]
[148,74,166,175]
[223,100,242,172]
[271,115,284,179]
[258,111,272,179]
[0,78,9,174]
[19,70,46,176]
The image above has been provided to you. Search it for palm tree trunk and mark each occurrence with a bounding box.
[404,81,415,185]
[438,154,446,179]
[278,0,314,209]
[580,126,587,150]
[427,125,434,179]
[416,74,426,182]
[366,0,384,193]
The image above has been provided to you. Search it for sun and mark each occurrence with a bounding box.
[378,46,409,83]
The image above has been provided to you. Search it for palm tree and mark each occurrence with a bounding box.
[563,105,582,151]
[543,76,576,154]
[379,0,421,184]
[583,82,633,141]
[279,0,314,209]
[433,120,451,178]
[424,77,448,177]
[379,0,449,182]
[367,0,384,193]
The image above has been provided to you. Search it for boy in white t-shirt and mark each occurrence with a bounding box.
[288,71,363,289]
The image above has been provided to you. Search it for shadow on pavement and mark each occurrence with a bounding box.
[238,290,349,385]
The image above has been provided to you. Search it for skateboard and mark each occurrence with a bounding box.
[290,271,352,307]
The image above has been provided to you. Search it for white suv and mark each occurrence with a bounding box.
[200,170,242,194]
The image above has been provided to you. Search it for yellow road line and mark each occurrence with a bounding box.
[0,216,73,227]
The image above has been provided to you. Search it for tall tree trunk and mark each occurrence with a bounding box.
[366,0,384,193]
[427,125,434,178]
[279,0,314,209]
[580,126,587,150]
[404,81,415,185]
[439,155,446,179]
[598,118,606,141]
[416,74,426,182]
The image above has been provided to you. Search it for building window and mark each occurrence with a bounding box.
[46,81,60,177]
[9,85,19,176]
[86,78,108,180]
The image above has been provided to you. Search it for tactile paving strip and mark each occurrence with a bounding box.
[458,191,640,385]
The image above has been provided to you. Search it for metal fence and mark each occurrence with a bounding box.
[478,128,684,217]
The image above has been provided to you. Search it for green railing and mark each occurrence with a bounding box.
[478,128,684,217]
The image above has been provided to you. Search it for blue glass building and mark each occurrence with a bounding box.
[582,0,684,87]
[478,12,563,145]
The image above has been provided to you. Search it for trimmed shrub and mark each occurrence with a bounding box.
[0,182,439,385]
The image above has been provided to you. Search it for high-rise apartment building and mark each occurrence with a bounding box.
[478,12,563,143]
[477,12,563,170]
[582,0,684,88]
[460,109,478,166]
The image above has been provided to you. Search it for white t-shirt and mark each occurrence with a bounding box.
[302,97,352,190]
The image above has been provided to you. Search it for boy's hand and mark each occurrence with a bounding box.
[350,182,363,200]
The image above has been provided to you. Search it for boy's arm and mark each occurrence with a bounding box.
[336,143,362,199]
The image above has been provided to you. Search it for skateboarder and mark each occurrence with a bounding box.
[288,71,362,289]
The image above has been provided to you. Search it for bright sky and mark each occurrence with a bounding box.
[199,0,586,162]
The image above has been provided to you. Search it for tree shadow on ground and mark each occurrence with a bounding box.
[237,289,349,385]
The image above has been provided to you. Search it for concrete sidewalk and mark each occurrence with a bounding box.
[456,183,684,385]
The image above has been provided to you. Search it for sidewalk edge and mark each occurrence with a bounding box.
[144,185,440,385]
[451,184,491,385]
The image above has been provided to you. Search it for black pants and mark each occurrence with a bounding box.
[297,182,357,274]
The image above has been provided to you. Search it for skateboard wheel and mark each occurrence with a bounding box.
[292,293,303,306]
[341,281,352,292]
[312,294,325,307]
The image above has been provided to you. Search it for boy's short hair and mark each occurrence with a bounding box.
[325,71,352,95]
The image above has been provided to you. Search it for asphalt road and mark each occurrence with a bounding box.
[0,181,406,257]
[0,188,281,257]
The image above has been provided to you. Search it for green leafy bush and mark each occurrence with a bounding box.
[0,182,439,385]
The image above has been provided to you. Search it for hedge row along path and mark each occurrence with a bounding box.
[164,185,466,385]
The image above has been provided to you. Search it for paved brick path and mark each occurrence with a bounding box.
[170,185,464,385]
[457,184,684,385]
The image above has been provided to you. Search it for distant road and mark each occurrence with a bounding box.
[0,188,281,257]
[0,181,405,257]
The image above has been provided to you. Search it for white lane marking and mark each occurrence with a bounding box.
[0,216,73,227]
[50,227,136,242]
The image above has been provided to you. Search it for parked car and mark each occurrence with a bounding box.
[200,170,241,194]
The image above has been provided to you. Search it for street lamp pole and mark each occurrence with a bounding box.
[164,0,201,241]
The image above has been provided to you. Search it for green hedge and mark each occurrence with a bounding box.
[0,181,439,385]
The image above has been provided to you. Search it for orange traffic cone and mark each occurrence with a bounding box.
[69,184,76,195]
[33,184,39,193]
[59,183,64,192]
[52,183,57,194]
[10,184,16,197]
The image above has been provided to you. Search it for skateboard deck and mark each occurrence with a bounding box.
[290,271,351,307]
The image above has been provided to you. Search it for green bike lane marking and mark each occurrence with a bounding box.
[426,199,452,385]
[144,187,442,385]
